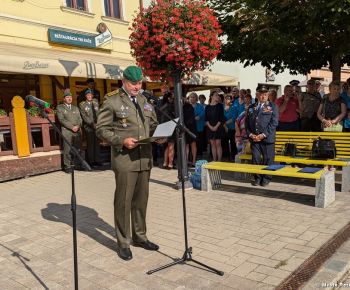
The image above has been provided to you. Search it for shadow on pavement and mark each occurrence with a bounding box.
[41,203,118,252]
[150,178,176,188]
[218,183,315,206]
[0,242,49,289]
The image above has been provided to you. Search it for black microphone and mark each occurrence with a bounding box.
[141,90,158,103]
[25,95,50,108]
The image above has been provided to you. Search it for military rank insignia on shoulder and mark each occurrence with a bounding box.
[105,89,120,99]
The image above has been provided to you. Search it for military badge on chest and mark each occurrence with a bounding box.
[262,102,272,113]
[116,105,130,128]
[144,103,153,112]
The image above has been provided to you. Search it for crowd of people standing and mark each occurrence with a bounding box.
[153,78,350,169]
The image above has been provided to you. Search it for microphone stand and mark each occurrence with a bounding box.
[40,108,91,290]
[145,86,223,276]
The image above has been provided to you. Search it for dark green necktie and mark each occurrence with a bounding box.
[131,96,145,123]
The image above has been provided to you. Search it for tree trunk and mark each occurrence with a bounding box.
[331,53,341,82]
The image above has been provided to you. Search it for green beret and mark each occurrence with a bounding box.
[123,66,143,82]
[64,91,72,97]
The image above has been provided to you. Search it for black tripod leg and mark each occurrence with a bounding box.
[190,258,224,276]
[146,258,184,275]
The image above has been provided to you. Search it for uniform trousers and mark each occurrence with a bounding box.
[62,130,81,169]
[114,170,150,248]
[251,141,275,182]
[84,127,100,165]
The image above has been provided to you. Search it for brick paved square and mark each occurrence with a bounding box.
[0,167,350,289]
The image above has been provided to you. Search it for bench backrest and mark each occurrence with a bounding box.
[276,131,350,159]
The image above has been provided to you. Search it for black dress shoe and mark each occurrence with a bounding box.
[133,240,159,251]
[118,248,132,261]
[251,179,261,186]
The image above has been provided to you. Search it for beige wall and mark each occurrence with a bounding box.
[309,67,350,84]
[0,0,140,105]
[0,0,139,59]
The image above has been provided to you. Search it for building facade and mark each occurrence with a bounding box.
[0,0,142,111]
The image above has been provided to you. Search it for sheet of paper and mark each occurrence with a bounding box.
[138,118,179,143]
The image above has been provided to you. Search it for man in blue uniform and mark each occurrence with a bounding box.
[245,85,279,186]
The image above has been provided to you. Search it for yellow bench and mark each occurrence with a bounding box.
[237,132,350,192]
[201,162,335,208]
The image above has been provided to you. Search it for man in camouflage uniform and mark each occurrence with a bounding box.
[96,66,162,261]
[79,89,101,166]
[56,91,83,173]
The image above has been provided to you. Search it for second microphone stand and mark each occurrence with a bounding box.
[40,108,91,290]
[145,89,224,277]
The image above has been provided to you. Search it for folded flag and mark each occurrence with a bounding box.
[298,167,323,174]
[263,164,286,171]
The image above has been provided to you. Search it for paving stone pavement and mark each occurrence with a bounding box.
[1,167,350,289]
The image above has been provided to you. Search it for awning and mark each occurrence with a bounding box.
[184,71,238,87]
[0,42,238,86]
[0,42,133,79]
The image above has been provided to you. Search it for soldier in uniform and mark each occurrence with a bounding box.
[56,91,83,173]
[78,78,101,105]
[79,89,101,167]
[96,66,163,261]
[245,85,279,187]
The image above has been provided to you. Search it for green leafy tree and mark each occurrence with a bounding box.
[210,0,350,81]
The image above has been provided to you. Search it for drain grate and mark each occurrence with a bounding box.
[276,221,350,290]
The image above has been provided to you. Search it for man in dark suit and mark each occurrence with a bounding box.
[245,85,279,187]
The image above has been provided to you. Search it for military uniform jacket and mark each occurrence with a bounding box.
[96,89,158,172]
[79,99,99,129]
[56,103,82,134]
[245,101,279,144]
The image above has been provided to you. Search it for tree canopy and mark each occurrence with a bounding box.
[210,0,350,81]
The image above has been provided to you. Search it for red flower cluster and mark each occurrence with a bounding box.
[130,0,222,81]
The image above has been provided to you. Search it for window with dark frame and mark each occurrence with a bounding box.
[104,0,122,19]
[66,0,88,11]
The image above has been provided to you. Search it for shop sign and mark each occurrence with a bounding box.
[48,23,112,49]
[23,61,49,70]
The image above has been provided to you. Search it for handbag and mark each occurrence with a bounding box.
[311,137,337,159]
[323,122,343,132]
[282,142,297,157]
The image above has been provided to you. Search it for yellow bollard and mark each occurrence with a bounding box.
[12,96,30,157]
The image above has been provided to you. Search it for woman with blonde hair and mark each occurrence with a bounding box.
[205,91,225,161]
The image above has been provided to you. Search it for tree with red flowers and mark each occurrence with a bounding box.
[129,0,222,81]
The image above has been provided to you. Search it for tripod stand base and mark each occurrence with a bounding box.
[146,247,224,276]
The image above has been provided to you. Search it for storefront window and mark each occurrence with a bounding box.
[0,74,39,114]
[104,0,121,19]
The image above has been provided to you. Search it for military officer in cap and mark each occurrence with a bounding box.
[96,65,163,261]
[56,91,83,173]
[79,89,101,166]
[78,78,101,105]
[245,85,279,186]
